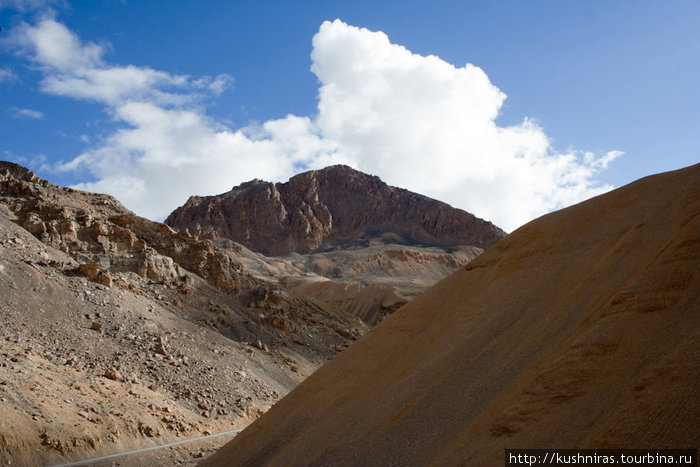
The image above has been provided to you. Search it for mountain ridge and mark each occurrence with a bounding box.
[165,165,505,256]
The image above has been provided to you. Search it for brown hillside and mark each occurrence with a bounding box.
[201,163,700,466]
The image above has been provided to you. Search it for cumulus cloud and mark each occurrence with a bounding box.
[63,105,335,216]
[14,17,621,231]
[309,20,622,228]
[9,107,44,119]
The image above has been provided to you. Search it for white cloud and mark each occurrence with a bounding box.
[62,103,335,218]
[3,151,48,171]
[14,18,621,232]
[584,150,624,170]
[0,0,63,13]
[0,67,20,83]
[310,20,621,230]
[12,18,233,107]
[9,107,44,119]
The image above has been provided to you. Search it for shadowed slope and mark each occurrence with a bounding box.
[201,164,700,466]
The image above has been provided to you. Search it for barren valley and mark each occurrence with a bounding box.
[0,161,494,465]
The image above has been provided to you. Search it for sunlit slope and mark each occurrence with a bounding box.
[202,164,700,466]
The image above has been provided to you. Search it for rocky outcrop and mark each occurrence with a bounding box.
[0,161,243,290]
[165,165,505,256]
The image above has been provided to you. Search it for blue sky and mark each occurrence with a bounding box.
[1,0,698,232]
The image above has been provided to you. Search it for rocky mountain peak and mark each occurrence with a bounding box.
[166,165,506,256]
[0,162,239,289]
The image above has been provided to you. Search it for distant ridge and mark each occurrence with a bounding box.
[165,165,505,256]
[201,163,700,465]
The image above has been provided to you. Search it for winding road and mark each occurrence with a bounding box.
[52,428,243,466]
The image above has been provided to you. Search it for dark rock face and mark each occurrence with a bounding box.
[165,165,506,256]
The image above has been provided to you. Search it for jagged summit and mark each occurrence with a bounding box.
[166,165,505,256]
